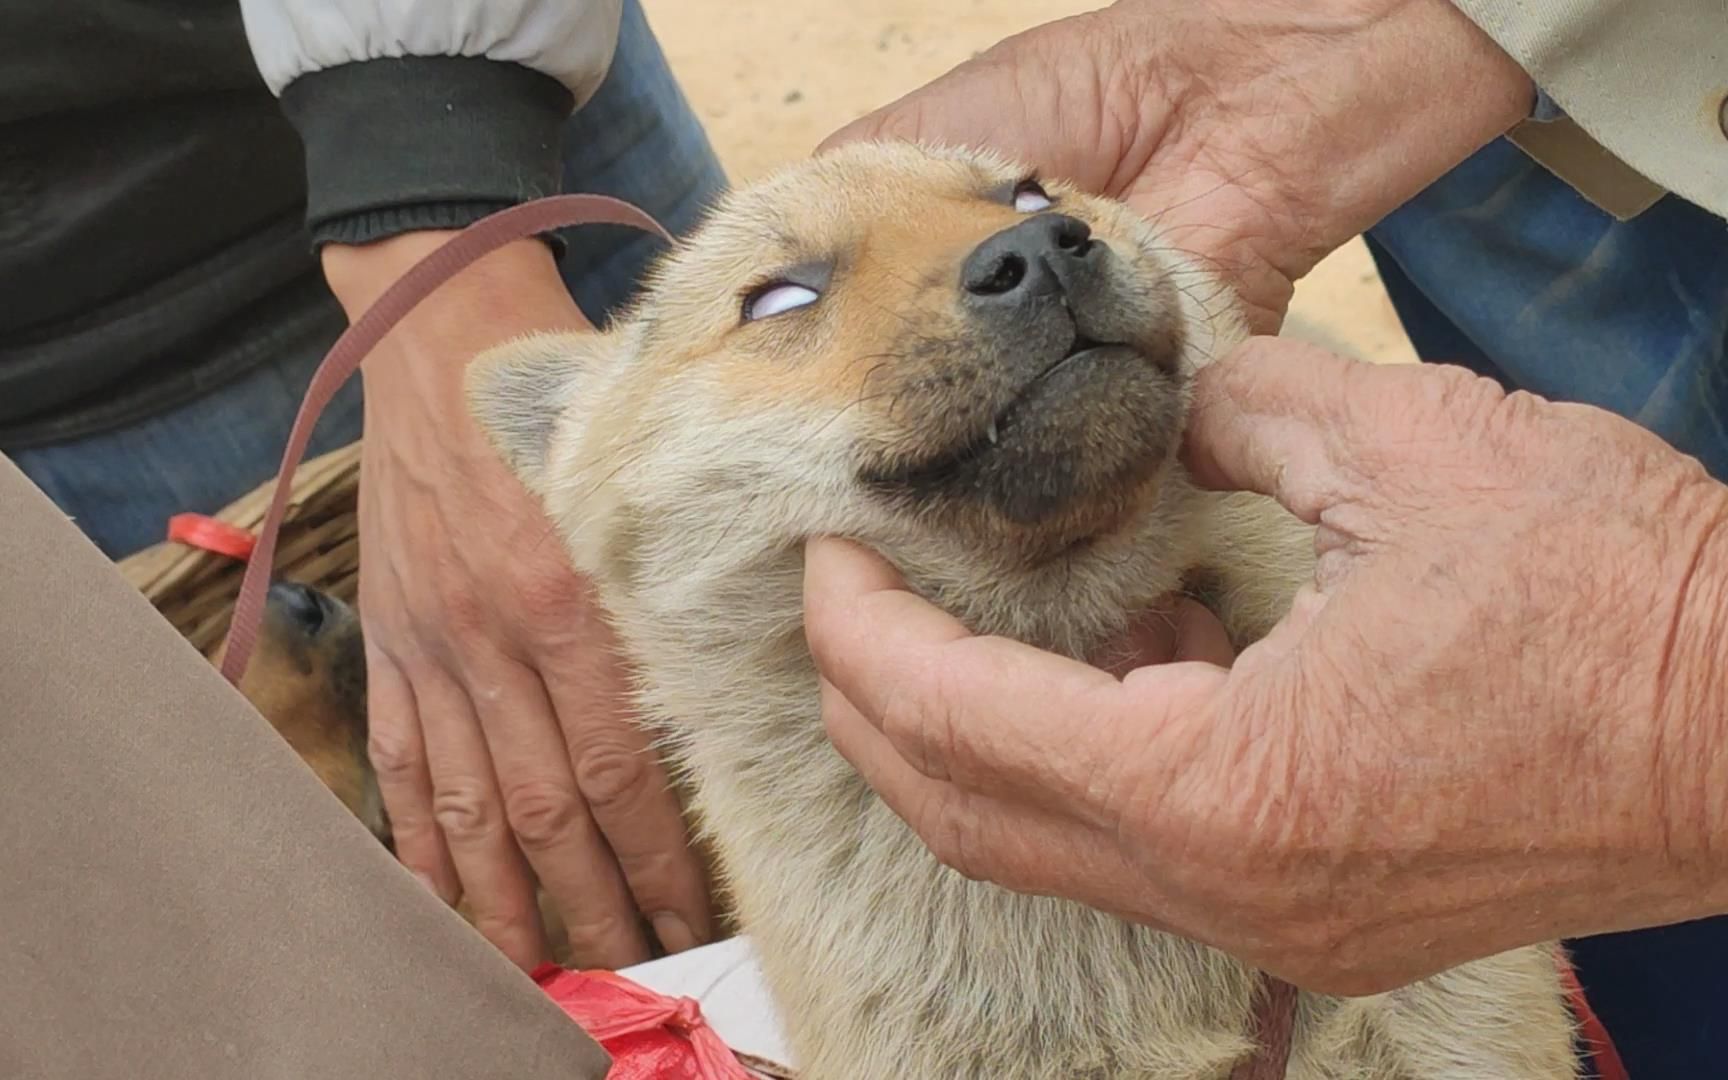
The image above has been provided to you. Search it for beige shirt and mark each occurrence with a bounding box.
[1451,0,1727,221]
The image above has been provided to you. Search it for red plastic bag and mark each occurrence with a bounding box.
[536,959,1616,1080]
[533,964,763,1080]
[1559,961,1628,1080]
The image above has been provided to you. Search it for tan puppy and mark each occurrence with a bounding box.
[464,141,1579,1079]
[224,582,595,961]
[218,581,388,846]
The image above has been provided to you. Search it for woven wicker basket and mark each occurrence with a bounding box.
[119,442,363,657]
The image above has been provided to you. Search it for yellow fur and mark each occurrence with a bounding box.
[467,141,1578,1079]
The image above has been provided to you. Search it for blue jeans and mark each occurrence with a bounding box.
[1366,137,1728,1079]
[12,0,726,560]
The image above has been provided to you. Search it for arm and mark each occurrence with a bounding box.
[805,339,1728,994]
[233,0,715,973]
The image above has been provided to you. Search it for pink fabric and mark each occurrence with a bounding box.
[534,965,759,1080]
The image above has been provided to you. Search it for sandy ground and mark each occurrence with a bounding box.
[640,0,1417,364]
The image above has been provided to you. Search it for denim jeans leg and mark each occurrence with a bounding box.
[7,309,360,560]
[553,0,729,322]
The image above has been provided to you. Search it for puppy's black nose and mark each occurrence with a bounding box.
[961,214,1096,303]
[268,580,328,636]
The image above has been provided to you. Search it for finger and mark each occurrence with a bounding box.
[804,537,1124,812]
[1181,337,1365,520]
[535,622,713,961]
[822,680,1176,923]
[815,73,968,157]
[1101,596,1238,676]
[464,652,654,970]
[363,641,458,904]
[410,660,551,970]
[812,26,1132,198]
[1170,597,1239,667]
[1096,604,1182,678]
[816,110,886,155]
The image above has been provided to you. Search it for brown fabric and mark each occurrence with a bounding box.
[0,453,610,1079]
[1448,0,1727,221]
[1509,116,1667,221]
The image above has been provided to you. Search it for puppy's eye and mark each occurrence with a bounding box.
[1012,179,1053,213]
[743,281,821,322]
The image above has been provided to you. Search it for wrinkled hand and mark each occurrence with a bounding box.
[806,337,1728,995]
[822,0,1533,330]
[322,234,711,971]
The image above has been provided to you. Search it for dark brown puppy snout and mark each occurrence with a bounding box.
[961,214,1099,306]
[268,580,331,637]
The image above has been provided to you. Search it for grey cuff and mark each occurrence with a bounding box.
[279,56,575,250]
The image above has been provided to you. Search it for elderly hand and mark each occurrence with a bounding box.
[805,338,1728,996]
[822,0,1532,331]
[321,234,712,971]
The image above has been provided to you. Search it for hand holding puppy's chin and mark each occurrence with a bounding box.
[821,0,1533,331]
[808,337,1728,997]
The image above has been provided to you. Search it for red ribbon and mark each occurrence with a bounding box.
[167,513,257,562]
[534,964,759,1080]
[1561,960,1629,1080]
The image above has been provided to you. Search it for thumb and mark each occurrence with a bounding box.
[817,99,915,156]
[1180,336,1382,523]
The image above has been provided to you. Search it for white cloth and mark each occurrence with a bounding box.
[238,0,622,106]
[621,936,796,1067]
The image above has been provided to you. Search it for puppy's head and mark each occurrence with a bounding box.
[217,582,387,846]
[471,142,1238,608]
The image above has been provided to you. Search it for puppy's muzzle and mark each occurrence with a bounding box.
[861,209,1187,552]
[961,213,1101,308]
[269,580,335,637]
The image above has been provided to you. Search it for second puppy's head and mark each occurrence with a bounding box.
[470,142,1239,612]
[221,581,386,846]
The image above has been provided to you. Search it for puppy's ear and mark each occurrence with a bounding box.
[466,329,627,491]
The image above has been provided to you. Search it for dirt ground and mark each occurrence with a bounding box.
[640,0,1417,364]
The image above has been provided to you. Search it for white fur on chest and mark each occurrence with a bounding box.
[596,480,1578,1080]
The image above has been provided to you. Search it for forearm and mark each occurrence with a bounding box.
[1290,0,1535,244]
[238,1,614,386]
[320,234,585,395]
[1228,0,1534,252]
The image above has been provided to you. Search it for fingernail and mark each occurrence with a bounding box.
[412,871,452,906]
[652,912,703,954]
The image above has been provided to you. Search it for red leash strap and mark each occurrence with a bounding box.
[217,195,673,686]
[1230,976,1298,1080]
[1228,960,1627,1080]
[1561,959,1630,1080]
